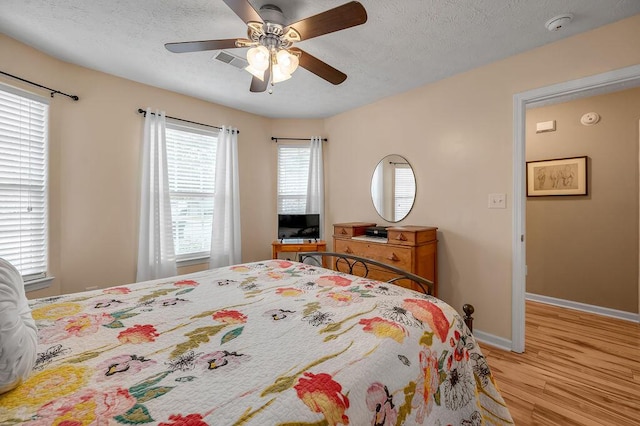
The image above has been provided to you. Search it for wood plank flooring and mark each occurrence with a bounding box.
[480,300,640,425]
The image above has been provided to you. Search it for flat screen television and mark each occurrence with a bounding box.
[278,214,320,241]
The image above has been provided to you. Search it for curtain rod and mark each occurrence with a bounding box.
[136,108,239,133]
[271,137,328,142]
[0,70,79,101]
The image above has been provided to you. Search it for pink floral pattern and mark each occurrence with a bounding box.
[212,310,247,324]
[197,350,250,371]
[402,299,450,343]
[159,413,209,426]
[95,354,156,381]
[276,287,304,297]
[25,387,136,425]
[272,260,294,268]
[317,275,353,287]
[366,382,398,426]
[103,287,131,294]
[174,279,199,287]
[294,372,350,426]
[412,349,440,422]
[39,313,113,343]
[117,324,159,344]
[321,290,363,307]
[359,317,407,343]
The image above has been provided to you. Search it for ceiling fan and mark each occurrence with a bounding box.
[165,0,367,93]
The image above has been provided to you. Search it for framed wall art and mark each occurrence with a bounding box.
[526,156,588,196]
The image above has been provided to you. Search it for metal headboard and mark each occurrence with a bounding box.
[296,251,475,332]
[297,251,434,296]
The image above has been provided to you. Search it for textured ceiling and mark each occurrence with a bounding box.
[1,1,640,118]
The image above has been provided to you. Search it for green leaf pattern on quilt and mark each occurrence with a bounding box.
[221,326,244,344]
[171,324,227,358]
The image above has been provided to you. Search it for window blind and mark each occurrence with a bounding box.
[0,85,49,280]
[277,144,310,214]
[165,121,217,260]
[394,166,415,221]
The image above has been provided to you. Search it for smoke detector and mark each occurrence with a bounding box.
[545,14,573,32]
[580,112,600,126]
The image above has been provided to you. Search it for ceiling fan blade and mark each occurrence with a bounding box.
[290,48,347,85]
[250,68,271,93]
[223,0,263,24]
[165,39,239,53]
[286,1,367,41]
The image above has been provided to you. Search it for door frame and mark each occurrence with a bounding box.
[512,64,640,353]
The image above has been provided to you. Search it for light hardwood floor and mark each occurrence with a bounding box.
[481,300,640,425]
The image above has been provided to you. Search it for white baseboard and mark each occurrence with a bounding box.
[472,329,512,351]
[526,292,640,323]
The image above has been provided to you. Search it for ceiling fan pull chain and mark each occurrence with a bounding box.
[268,59,274,94]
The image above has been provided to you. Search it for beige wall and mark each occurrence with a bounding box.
[0,34,322,299]
[526,88,640,313]
[0,35,324,298]
[3,13,640,341]
[325,14,640,339]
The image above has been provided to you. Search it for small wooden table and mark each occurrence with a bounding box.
[272,240,327,267]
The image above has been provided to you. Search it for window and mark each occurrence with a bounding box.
[0,85,49,280]
[277,144,310,214]
[394,165,416,221]
[165,121,217,261]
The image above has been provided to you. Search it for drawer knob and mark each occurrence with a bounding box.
[387,253,399,262]
[396,233,407,241]
[340,229,348,235]
[345,247,353,254]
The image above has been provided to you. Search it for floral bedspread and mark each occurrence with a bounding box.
[0,260,513,425]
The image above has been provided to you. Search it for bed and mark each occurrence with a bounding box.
[0,256,513,425]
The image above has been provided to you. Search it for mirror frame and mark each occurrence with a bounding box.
[370,154,416,223]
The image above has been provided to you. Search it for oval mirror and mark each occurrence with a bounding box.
[370,154,416,222]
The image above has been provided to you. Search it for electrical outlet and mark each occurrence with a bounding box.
[488,193,506,209]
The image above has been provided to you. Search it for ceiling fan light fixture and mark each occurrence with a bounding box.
[271,65,292,84]
[276,49,299,75]
[245,65,266,81]
[165,0,368,93]
[246,45,269,71]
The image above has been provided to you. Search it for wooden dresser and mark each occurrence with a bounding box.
[332,222,438,295]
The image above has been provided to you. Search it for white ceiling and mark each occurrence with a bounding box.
[2,1,640,119]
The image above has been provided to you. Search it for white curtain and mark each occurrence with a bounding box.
[306,136,324,238]
[209,126,241,268]
[136,108,176,282]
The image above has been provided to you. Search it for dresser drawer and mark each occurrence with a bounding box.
[387,226,437,246]
[332,222,438,296]
[333,222,376,238]
[334,239,412,270]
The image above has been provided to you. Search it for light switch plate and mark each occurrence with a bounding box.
[488,193,506,209]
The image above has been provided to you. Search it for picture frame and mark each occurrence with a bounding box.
[526,156,588,197]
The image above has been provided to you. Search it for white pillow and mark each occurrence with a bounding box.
[0,258,38,394]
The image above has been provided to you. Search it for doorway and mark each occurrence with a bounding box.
[512,63,640,353]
